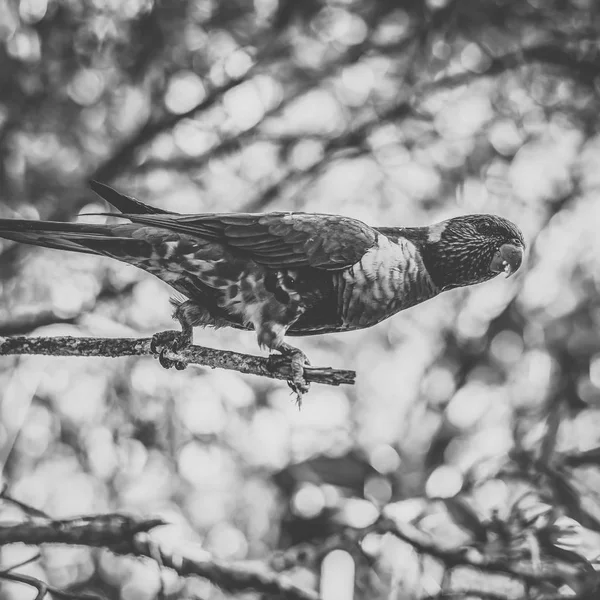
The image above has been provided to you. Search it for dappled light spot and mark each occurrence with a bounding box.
[248,408,290,468]
[490,329,524,365]
[224,49,253,79]
[460,43,492,74]
[223,76,280,130]
[164,72,206,115]
[340,497,379,528]
[339,62,375,105]
[313,7,368,46]
[446,383,494,430]
[589,354,600,389]
[121,568,162,600]
[369,444,401,474]
[321,550,355,600]
[16,404,54,459]
[292,483,325,518]
[177,443,235,488]
[173,119,218,157]
[372,9,411,45]
[384,498,427,523]
[68,69,105,106]
[364,475,393,505]
[289,139,325,171]
[6,27,40,61]
[177,390,226,436]
[19,0,47,24]
[282,89,345,135]
[421,365,456,406]
[488,119,524,156]
[426,465,463,498]
[435,94,494,139]
[205,522,248,560]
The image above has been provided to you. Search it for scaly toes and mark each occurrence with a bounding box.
[287,351,311,406]
[151,330,190,370]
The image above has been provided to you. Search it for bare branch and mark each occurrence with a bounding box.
[370,517,583,587]
[0,310,79,336]
[131,536,320,600]
[0,514,164,549]
[272,516,588,591]
[0,514,320,600]
[91,63,261,184]
[0,571,101,600]
[0,336,356,388]
[422,43,600,93]
[563,447,600,468]
[1,485,51,519]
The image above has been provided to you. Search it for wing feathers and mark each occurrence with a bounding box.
[120,211,377,270]
[1,183,378,272]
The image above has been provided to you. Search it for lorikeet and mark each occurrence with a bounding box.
[0,182,525,395]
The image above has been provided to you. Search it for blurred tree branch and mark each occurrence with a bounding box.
[0,309,79,337]
[271,513,597,598]
[0,571,101,600]
[91,70,257,185]
[0,511,320,600]
[0,279,139,336]
[0,335,355,388]
[424,42,600,93]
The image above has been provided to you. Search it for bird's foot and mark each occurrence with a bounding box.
[269,344,311,407]
[150,330,191,370]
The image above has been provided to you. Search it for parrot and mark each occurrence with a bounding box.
[0,182,525,397]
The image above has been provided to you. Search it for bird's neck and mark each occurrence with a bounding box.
[378,226,464,291]
[335,232,439,329]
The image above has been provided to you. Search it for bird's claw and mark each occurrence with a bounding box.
[151,330,190,370]
[270,348,311,407]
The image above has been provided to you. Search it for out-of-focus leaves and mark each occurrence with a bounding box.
[545,468,600,532]
[442,496,488,543]
[3,0,600,598]
[273,451,377,496]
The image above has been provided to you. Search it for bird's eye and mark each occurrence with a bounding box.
[284,275,296,288]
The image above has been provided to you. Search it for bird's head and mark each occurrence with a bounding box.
[420,214,525,291]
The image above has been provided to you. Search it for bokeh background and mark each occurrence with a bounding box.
[1,0,600,598]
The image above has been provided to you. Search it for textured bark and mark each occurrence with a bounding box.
[0,335,356,388]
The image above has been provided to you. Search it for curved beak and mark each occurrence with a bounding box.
[490,243,524,278]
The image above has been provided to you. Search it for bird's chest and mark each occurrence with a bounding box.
[337,237,438,329]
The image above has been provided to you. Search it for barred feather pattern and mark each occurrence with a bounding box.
[335,234,438,330]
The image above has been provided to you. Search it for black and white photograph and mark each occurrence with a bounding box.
[0,1,599,599]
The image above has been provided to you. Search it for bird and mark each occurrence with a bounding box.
[0,181,525,399]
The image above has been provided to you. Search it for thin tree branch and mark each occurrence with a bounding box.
[422,43,600,93]
[0,336,356,388]
[0,514,164,549]
[0,571,101,600]
[370,517,583,587]
[131,536,320,600]
[91,73,252,184]
[422,592,515,600]
[0,310,79,336]
[271,515,587,590]
[563,447,600,468]
[0,514,320,600]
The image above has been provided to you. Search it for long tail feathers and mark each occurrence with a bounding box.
[89,181,173,215]
[0,182,173,257]
[0,218,157,261]
[0,219,116,255]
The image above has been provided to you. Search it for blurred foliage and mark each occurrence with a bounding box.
[1,0,600,598]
